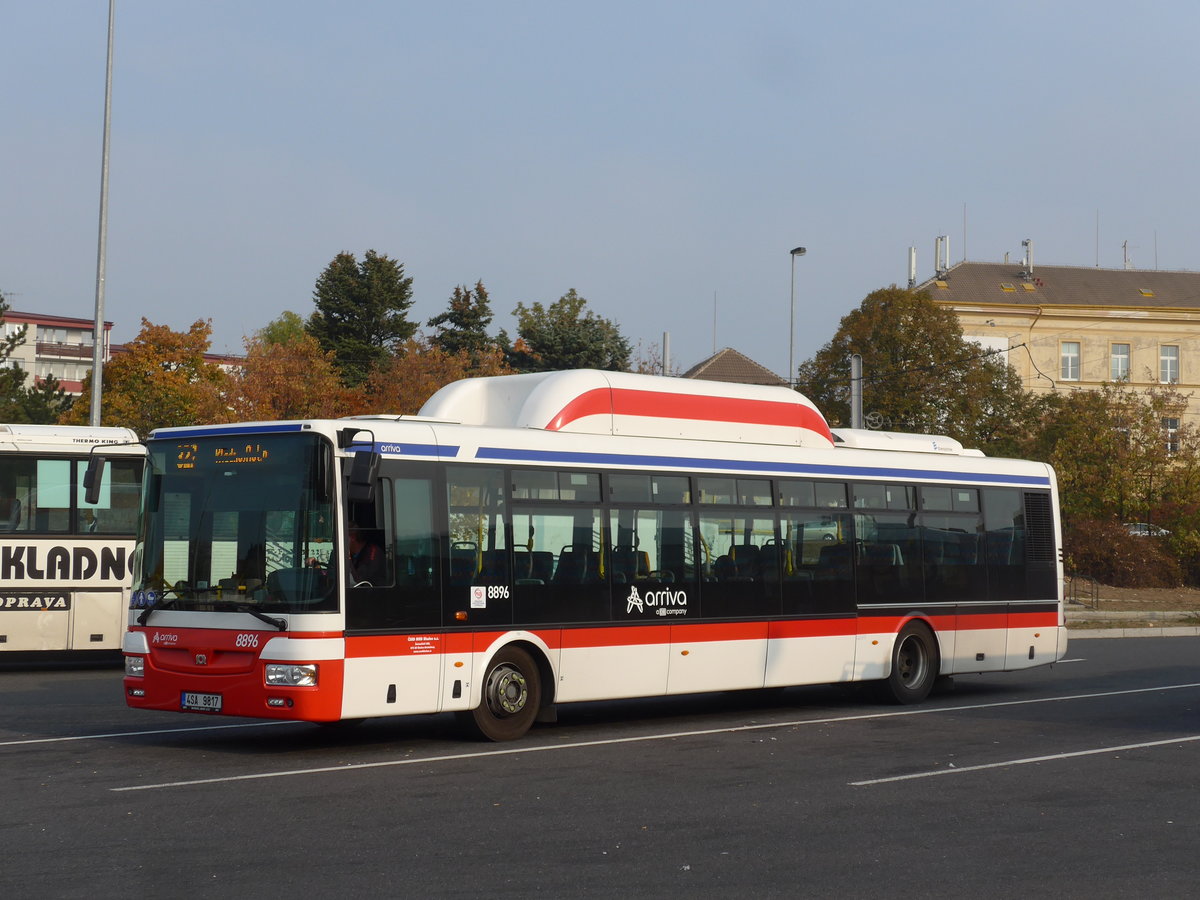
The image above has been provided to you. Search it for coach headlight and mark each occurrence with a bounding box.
[265,663,318,686]
[124,655,145,677]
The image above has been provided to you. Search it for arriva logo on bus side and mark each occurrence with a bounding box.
[625,585,688,616]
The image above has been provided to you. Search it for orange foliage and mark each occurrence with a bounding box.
[62,319,227,437]
[363,339,513,416]
[229,333,364,421]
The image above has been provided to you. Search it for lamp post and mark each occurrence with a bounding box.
[788,246,806,385]
[90,0,116,426]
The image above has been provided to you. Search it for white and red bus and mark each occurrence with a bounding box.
[115,370,1065,740]
[0,424,143,654]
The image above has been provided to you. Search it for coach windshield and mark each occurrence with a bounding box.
[131,431,337,616]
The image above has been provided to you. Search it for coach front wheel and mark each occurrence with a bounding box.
[881,622,938,704]
[458,645,542,741]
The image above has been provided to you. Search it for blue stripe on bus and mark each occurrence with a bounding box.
[155,423,306,439]
[475,446,1052,486]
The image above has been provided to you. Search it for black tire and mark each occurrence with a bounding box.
[458,645,541,741]
[881,621,939,704]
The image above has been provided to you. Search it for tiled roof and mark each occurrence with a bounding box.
[682,347,786,386]
[916,261,1200,309]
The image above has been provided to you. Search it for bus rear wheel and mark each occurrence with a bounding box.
[881,622,938,704]
[458,645,542,741]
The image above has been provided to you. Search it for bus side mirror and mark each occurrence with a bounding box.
[347,451,380,504]
[83,456,105,505]
[315,443,332,503]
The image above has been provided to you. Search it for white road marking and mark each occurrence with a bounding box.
[108,681,1200,792]
[851,734,1200,786]
[0,720,296,747]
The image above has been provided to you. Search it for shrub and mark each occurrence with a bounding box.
[1063,518,1182,588]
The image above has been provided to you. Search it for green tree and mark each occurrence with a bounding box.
[257,310,309,346]
[62,319,227,438]
[307,250,415,386]
[15,373,73,423]
[427,281,496,367]
[502,289,631,373]
[795,286,1043,454]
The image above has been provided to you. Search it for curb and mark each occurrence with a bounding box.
[1067,625,1200,639]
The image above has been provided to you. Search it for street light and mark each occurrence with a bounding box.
[788,246,806,385]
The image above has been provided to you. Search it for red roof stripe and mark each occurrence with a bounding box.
[544,387,833,441]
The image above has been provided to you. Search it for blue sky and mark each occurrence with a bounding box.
[4,1,1198,378]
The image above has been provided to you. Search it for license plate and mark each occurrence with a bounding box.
[181,691,222,712]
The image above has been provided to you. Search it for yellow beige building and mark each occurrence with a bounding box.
[916,260,1200,429]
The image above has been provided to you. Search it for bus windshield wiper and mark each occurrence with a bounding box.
[136,596,179,626]
[224,603,287,632]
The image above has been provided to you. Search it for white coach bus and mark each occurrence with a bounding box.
[0,424,144,653]
[113,370,1065,739]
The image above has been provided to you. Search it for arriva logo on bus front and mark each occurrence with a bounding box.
[625,585,688,616]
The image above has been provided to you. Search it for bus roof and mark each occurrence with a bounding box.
[415,369,835,448]
[0,423,141,452]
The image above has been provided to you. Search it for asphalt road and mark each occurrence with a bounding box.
[2,638,1198,899]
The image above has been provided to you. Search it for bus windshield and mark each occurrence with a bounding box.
[133,431,337,614]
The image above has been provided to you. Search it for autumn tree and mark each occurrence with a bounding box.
[307,250,416,387]
[363,338,513,416]
[427,281,498,370]
[1022,382,1200,585]
[630,338,669,376]
[501,289,631,373]
[795,286,1043,454]
[1025,383,1200,523]
[62,319,227,438]
[228,330,361,421]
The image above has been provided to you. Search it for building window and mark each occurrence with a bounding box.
[1160,346,1180,384]
[1110,344,1130,381]
[1060,342,1081,381]
[1163,417,1180,455]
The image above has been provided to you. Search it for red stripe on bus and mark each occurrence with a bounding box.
[770,619,859,639]
[543,387,834,441]
[1008,611,1061,628]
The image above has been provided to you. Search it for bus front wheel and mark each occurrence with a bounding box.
[881,622,938,704]
[458,645,542,741]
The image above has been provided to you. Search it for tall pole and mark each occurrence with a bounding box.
[788,246,806,385]
[90,0,115,427]
[850,353,863,429]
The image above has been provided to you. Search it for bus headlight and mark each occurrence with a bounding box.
[124,656,145,677]
[265,663,318,686]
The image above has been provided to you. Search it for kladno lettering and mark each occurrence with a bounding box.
[0,545,128,582]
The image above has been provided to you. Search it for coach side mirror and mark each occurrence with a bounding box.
[83,455,106,506]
